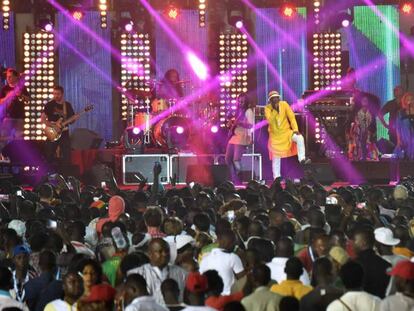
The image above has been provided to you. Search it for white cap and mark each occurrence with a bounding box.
[374,227,400,246]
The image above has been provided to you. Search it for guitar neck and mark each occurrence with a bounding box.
[61,111,85,127]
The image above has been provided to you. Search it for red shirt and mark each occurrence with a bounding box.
[205,292,244,311]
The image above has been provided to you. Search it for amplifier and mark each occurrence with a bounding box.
[122,154,170,185]
[170,154,216,184]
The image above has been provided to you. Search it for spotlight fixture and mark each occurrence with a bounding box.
[2,0,10,30]
[176,126,184,134]
[72,10,84,21]
[210,125,219,133]
[337,11,353,28]
[38,18,54,32]
[228,0,245,29]
[280,3,296,18]
[401,2,413,14]
[99,0,108,28]
[313,0,321,25]
[122,19,134,32]
[199,0,206,27]
[166,4,179,20]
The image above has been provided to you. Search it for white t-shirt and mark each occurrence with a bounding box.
[327,291,381,311]
[199,248,244,295]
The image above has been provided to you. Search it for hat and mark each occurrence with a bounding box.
[374,227,400,246]
[8,220,26,238]
[394,185,408,200]
[82,284,116,302]
[329,246,349,266]
[388,260,414,280]
[268,91,280,101]
[13,244,31,257]
[176,235,195,251]
[185,272,208,293]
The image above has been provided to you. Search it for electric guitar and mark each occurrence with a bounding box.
[44,105,94,142]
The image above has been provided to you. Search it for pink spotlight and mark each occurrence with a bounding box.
[187,51,209,81]
[210,125,219,133]
[176,126,184,134]
[132,127,140,135]
[125,21,134,32]
[235,20,244,29]
[44,23,54,32]
[342,19,350,28]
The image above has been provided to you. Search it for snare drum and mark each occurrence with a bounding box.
[153,115,191,147]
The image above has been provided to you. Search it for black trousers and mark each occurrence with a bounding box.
[45,130,71,164]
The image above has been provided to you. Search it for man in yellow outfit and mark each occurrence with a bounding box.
[265,91,310,179]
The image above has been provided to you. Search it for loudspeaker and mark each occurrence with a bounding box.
[122,154,169,184]
[70,128,102,150]
[186,164,229,186]
[351,161,390,184]
[170,154,215,184]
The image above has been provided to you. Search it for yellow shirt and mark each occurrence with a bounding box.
[270,279,313,300]
[264,101,299,158]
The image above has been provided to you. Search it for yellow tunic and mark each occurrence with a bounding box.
[265,101,299,158]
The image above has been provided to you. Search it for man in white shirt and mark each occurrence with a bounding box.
[327,261,380,311]
[266,237,310,285]
[199,229,245,295]
[0,266,29,311]
[44,271,83,311]
[124,273,168,311]
[128,238,188,305]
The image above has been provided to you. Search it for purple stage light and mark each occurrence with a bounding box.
[132,127,140,135]
[342,19,350,27]
[176,126,184,134]
[187,51,209,81]
[125,21,134,32]
[44,23,53,32]
[235,20,244,29]
[210,125,219,133]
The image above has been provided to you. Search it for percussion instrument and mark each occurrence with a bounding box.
[153,115,191,147]
[134,112,151,132]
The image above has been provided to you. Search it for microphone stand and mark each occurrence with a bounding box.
[251,107,256,181]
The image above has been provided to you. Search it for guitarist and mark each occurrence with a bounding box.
[225,92,255,184]
[0,68,30,152]
[41,85,77,164]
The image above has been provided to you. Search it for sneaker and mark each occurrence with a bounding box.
[300,158,312,165]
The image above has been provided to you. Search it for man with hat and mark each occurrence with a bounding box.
[264,91,310,179]
[11,244,37,303]
[380,260,414,310]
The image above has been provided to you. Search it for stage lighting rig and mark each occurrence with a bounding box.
[227,0,245,29]
[166,2,179,20]
[98,0,108,28]
[199,0,206,27]
[2,0,10,30]
[401,1,413,14]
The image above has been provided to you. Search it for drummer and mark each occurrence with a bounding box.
[157,68,184,99]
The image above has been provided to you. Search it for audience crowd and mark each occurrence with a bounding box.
[1,166,414,311]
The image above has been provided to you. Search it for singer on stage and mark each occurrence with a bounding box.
[265,91,310,179]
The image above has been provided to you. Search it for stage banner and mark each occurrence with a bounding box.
[255,8,308,106]
[57,11,113,141]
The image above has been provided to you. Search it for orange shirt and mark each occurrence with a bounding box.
[205,292,244,311]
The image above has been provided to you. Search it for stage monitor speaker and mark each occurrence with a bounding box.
[170,154,215,184]
[2,140,46,166]
[351,161,390,184]
[186,164,229,187]
[216,154,263,182]
[70,128,102,150]
[122,154,169,185]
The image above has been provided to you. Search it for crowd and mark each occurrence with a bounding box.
[1,165,414,311]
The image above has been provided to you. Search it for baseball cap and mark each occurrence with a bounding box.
[13,244,31,257]
[388,260,414,280]
[185,272,208,293]
[81,284,116,302]
[374,227,400,246]
[268,91,280,101]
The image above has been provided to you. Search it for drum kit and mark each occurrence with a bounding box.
[124,78,201,149]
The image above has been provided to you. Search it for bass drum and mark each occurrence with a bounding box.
[153,115,191,147]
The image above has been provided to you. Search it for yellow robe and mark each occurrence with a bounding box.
[265,101,299,158]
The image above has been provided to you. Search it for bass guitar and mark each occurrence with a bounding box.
[44,105,94,142]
